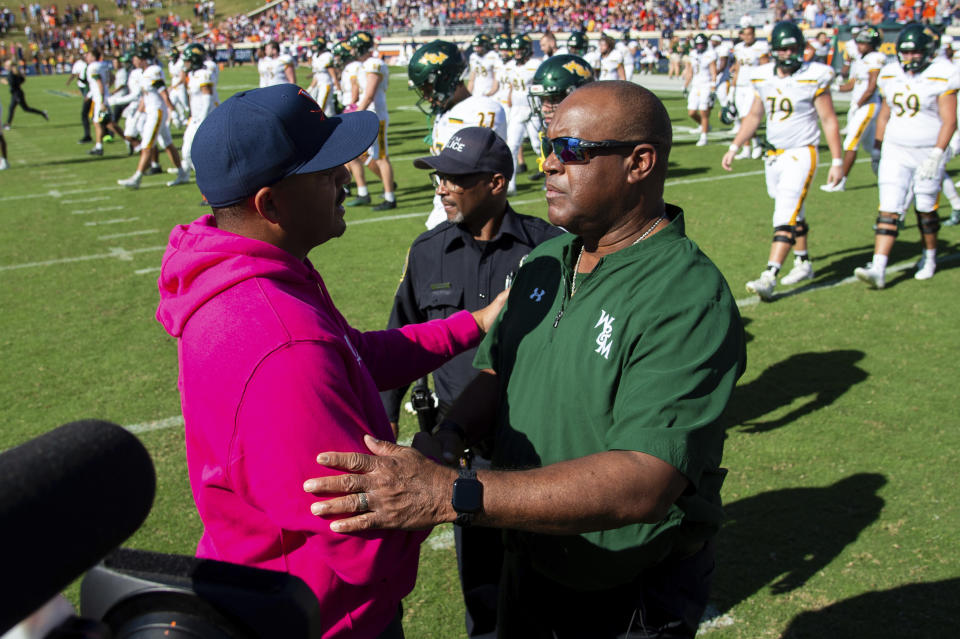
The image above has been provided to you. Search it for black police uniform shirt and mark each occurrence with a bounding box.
[380,205,563,422]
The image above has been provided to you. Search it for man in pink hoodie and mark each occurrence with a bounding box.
[155,84,505,639]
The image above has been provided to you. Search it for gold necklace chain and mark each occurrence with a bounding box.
[571,215,665,298]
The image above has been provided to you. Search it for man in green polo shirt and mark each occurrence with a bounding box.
[304,80,746,638]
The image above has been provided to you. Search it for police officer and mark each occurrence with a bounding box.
[380,126,562,637]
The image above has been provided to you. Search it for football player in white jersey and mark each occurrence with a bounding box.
[528,54,594,175]
[721,22,844,300]
[257,41,295,88]
[408,40,507,229]
[307,36,337,116]
[85,47,123,156]
[712,35,734,113]
[729,26,770,158]
[179,44,217,176]
[683,33,718,147]
[505,33,542,192]
[167,49,189,128]
[492,33,514,116]
[822,27,885,192]
[854,24,959,288]
[348,30,397,210]
[468,33,500,97]
[117,42,188,189]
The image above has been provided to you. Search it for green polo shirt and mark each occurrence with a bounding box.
[474,204,746,589]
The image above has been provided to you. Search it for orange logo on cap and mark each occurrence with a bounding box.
[298,88,326,116]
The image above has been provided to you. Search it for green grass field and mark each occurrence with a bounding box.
[1,66,958,638]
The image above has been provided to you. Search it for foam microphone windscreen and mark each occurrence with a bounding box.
[0,419,156,633]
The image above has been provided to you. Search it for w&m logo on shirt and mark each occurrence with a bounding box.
[594,310,615,360]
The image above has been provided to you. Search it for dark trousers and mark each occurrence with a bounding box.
[6,91,44,124]
[376,606,404,639]
[454,455,503,636]
[496,539,715,639]
[81,95,92,138]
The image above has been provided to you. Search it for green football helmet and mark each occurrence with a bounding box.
[472,33,493,54]
[331,41,354,68]
[897,23,934,73]
[854,26,881,49]
[693,33,708,52]
[407,40,466,115]
[528,54,594,123]
[182,44,206,71]
[495,33,513,60]
[770,21,805,74]
[136,41,155,61]
[313,36,328,52]
[511,33,534,62]
[719,101,738,125]
[567,32,588,56]
[349,31,374,56]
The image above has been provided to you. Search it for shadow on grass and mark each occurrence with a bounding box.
[723,350,867,434]
[666,165,710,179]
[713,473,886,615]
[781,578,959,638]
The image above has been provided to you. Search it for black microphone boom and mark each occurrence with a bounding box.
[0,419,156,633]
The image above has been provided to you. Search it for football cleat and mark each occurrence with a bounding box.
[0,158,9,170]
[372,200,397,211]
[820,177,846,192]
[745,270,777,300]
[854,264,885,289]
[696,133,708,147]
[780,257,814,285]
[145,165,163,175]
[167,170,190,187]
[914,259,936,280]
[345,195,371,206]
[734,146,750,160]
[529,171,545,181]
[117,175,141,189]
[88,148,103,156]
[944,210,960,226]
[167,167,182,174]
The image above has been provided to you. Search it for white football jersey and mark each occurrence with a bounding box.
[596,49,624,81]
[493,58,515,109]
[733,40,769,87]
[140,64,168,112]
[469,50,499,96]
[688,48,717,87]
[203,59,220,104]
[312,51,334,83]
[358,56,389,120]
[850,51,886,106]
[878,58,960,147]
[85,60,112,99]
[258,54,293,87]
[187,67,215,120]
[844,39,860,64]
[752,61,835,149]
[431,96,507,155]
[341,60,363,104]
[509,56,541,107]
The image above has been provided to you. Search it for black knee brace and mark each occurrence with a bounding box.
[874,213,901,237]
[795,220,809,238]
[773,224,796,244]
[916,211,941,235]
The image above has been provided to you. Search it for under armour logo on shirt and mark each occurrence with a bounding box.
[529,288,546,302]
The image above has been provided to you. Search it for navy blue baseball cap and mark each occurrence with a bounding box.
[413,126,514,182]
[193,84,379,208]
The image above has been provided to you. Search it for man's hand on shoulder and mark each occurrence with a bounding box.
[471,288,509,333]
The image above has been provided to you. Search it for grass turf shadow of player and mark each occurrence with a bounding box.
[711,473,886,614]
[721,350,867,434]
[780,577,960,639]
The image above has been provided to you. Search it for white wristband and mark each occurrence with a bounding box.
[729,143,741,153]
[831,158,843,167]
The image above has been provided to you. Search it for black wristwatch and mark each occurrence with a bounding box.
[451,468,483,527]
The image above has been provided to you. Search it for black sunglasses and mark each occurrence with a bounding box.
[548,137,655,164]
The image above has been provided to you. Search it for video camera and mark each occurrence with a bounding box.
[0,420,322,639]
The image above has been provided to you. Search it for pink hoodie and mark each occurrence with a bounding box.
[156,215,483,638]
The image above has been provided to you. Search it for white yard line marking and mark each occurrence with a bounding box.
[100,229,160,240]
[63,196,110,204]
[0,245,165,272]
[55,180,90,187]
[134,266,162,275]
[72,205,125,215]
[84,217,140,226]
[125,415,184,434]
[0,182,167,202]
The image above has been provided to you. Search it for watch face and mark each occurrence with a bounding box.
[452,478,483,514]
